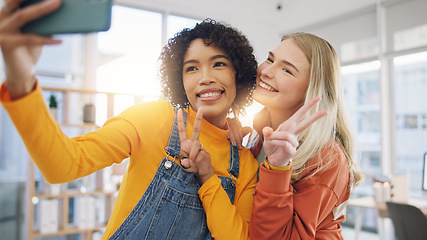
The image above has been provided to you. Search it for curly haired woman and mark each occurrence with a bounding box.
[0,1,258,238]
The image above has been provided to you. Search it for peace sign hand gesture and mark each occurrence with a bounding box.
[263,97,327,167]
[177,107,215,185]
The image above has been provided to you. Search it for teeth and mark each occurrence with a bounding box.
[259,81,276,92]
[200,92,221,98]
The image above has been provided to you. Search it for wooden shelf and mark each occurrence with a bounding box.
[33,226,107,237]
[25,87,141,240]
[34,190,116,199]
[27,160,116,240]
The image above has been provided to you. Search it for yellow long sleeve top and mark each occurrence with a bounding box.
[0,82,259,240]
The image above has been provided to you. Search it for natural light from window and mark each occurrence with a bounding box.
[95,6,162,125]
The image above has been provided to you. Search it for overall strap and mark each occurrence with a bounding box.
[165,108,187,158]
[228,142,240,178]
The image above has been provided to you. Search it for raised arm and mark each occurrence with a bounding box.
[250,98,332,239]
[0,0,62,99]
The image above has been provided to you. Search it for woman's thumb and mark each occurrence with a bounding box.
[262,127,273,140]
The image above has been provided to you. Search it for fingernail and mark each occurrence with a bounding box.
[45,0,57,5]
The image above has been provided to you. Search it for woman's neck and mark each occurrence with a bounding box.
[188,106,228,130]
[207,117,228,130]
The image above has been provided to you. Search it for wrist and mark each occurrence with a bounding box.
[264,156,292,171]
[197,168,215,185]
[5,77,37,100]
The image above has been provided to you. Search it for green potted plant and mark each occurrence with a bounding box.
[48,94,58,120]
[49,94,57,109]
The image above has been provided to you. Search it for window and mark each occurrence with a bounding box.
[393,51,427,193]
[422,114,427,129]
[95,7,201,126]
[0,108,28,180]
[341,37,379,62]
[394,24,427,52]
[404,115,418,129]
[96,7,162,95]
[166,15,200,39]
[342,61,381,196]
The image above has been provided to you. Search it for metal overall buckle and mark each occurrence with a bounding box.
[164,154,176,169]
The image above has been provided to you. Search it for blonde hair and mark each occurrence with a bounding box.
[281,33,364,189]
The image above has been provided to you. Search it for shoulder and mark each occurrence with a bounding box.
[320,141,347,167]
[301,141,349,195]
[114,100,174,129]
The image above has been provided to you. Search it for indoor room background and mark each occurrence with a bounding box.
[1,0,426,239]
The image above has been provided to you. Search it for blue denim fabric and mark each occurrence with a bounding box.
[109,109,239,239]
[218,142,239,204]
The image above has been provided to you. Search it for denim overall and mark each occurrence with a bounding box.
[109,110,240,239]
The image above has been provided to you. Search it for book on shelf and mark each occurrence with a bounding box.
[39,198,59,234]
[92,231,104,240]
[76,196,97,230]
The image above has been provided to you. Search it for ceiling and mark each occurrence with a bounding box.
[120,0,387,33]
[259,0,380,31]
[226,0,381,31]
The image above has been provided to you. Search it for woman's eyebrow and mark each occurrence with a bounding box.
[183,59,198,66]
[183,54,229,66]
[269,51,299,73]
[282,59,299,73]
[210,55,229,61]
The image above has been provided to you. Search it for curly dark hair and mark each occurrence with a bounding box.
[159,18,257,117]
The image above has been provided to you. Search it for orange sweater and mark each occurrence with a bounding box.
[0,83,259,240]
[250,142,350,240]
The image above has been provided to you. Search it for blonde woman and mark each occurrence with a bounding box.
[248,33,364,239]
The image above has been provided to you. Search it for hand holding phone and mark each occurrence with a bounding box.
[20,0,113,35]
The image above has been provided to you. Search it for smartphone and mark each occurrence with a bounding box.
[20,0,113,35]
